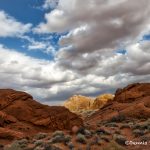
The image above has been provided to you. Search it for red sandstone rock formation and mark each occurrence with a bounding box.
[86,83,150,124]
[0,89,83,142]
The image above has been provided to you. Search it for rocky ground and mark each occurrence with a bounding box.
[1,117,150,150]
[0,83,150,150]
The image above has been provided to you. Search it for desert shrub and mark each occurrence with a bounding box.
[105,123,118,127]
[114,130,121,134]
[18,139,28,146]
[113,134,126,145]
[64,135,71,143]
[49,135,65,144]
[77,127,85,134]
[133,129,145,137]
[34,133,48,140]
[76,133,86,144]
[120,124,130,129]
[147,118,150,123]
[52,131,64,137]
[4,141,22,150]
[42,144,62,150]
[140,122,149,130]
[109,114,126,123]
[96,128,111,135]
[67,142,74,150]
[84,129,92,138]
[34,140,44,146]
[34,146,42,150]
[102,141,126,150]
[140,136,150,142]
[132,124,141,130]
[101,135,110,142]
[128,122,135,128]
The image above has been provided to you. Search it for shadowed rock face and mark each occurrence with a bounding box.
[0,89,83,142]
[86,83,150,124]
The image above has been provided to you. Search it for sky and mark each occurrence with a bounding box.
[0,0,150,105]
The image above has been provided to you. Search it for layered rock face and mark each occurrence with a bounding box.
[0,89,83,142]
[86,83,150,124]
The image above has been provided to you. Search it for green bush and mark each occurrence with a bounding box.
[67,142,74,149]
[4,141,22,150]
[64,135,71,143]
[34,133,48,140]
[52,131,64,137]
[34,140,44,146]
[120,124,130,129]
[49,135,65,143]
[113,134,126,145]
[133,129,145,137]
[105,123,118,127]
[109,114,126,123]
[76,133,86,144]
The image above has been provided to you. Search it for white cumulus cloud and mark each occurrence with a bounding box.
[0,11,32,37]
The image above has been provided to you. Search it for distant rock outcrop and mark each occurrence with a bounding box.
[86,83,150,124]
[0,89,83,142]
[63,95,94,112]
[92,94,114,109]
[63,94,114,114]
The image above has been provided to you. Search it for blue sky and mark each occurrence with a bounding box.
[0,0,150,105]
[0,0,61,60]
[0,0,44,24]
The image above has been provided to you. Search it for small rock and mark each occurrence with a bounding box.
[71,126,79,134]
